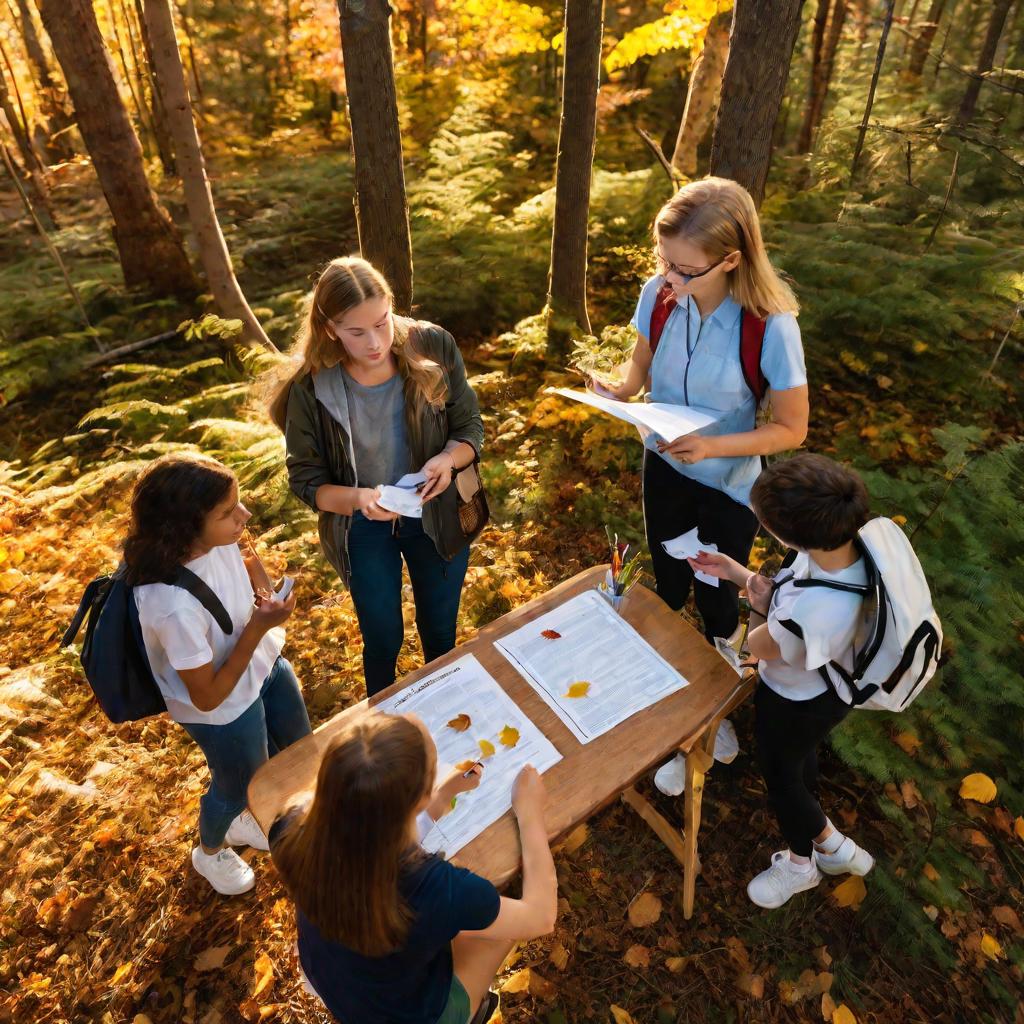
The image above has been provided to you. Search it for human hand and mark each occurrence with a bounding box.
[419,452,456,503]
[745,572,773,615]
[588,375,625,400]
[439,762,483,800]
[686,550,735,580]
[250,591,296,632]
[656,433,714,464]
[511,765,546,823]
[355,486,399,522]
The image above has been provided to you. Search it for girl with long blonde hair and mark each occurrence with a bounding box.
[589,177,809,793]
[270,257,484,696]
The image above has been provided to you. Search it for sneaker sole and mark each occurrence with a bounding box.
[818,851,875,877]
[191,848,256,896]
[747,873,821,909]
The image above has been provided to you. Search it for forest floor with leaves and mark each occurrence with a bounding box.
[2,145,1023,1024]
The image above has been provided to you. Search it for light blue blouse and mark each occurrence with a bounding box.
[630,274,807,507]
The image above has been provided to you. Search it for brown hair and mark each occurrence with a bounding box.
[751,454,870,552]
[123,454,235,585]
[268,257,447,441]
[654,177,799,317]
[272,713,434,955]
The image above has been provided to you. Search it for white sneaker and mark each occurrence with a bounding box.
[654,753,686,796]
[815,837,875,876]
[225,809,270,851]
[747,850,821,908]
[192,845,256,895]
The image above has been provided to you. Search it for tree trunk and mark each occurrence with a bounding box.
[799,0,832,151]
[0,46,44,175]
[797,0,848,152]
[15,0,74,159]
[671,10,731,176]
[38,0,197,296]
[709,0,807,208]
[336,0,413,314]
[142,0,275,350]
[908,0,949,76]
[134,0,177,175]
[546,0,604,356]
[956,0,1014,121]
[849,0,895,186]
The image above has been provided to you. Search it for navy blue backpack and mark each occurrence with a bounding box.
[61,564,232,723]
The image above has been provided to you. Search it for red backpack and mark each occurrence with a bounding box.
[648,284,769,404]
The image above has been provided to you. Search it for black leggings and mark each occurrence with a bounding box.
[754,682,851,856]
[642,450,760,641]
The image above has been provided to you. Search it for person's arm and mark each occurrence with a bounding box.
[462,766,557,941]
[177,595,295,712]
[314,483,398,520]
[747,622,783,661]
[419,440,477,503]
[657,384,809,462]
[426,763,483,821]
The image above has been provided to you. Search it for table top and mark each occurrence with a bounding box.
[248,566,745,886]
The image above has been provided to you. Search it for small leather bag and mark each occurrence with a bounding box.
[453,457,489,543]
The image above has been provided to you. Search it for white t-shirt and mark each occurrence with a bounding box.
[134,543,285,726]
[759,553,867,702]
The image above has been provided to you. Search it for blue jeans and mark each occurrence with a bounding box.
[181,656,311,849]
[348,512,469,697]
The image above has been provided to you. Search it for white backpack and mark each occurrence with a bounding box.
[774,517,943,712]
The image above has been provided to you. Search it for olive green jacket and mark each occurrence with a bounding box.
[284,321,485,588]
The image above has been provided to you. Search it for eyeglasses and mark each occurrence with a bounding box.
[656,252,728,283]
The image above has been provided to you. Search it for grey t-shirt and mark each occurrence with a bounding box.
[341,367,411,488]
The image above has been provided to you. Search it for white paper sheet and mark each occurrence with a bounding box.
[494,590,689,744]
[661,526,721,587]
[377,471,429,517]
[377,655,561,857]
[547,387,719,441]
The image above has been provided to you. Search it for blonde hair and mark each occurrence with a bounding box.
[268,257,447,437]
[654,177,799,317]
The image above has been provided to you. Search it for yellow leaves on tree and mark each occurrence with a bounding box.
[603,0,732,73]
[447,713,472,732]
[477,739,496,758]
[959,773,997,803]
[498,724,520,748]
[831,875,867,911]
[564,681,590,698]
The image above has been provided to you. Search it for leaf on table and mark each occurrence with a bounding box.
[253,951,275,998]
[194,945,232,971]
[477,739,496,758]
[623,944,650,968]
[455,760,477,772]
[447,713,472,732]
[959,772,997,803]
[499,724,520,748]
[564,681,590,698]
[626,891,662,927]
[541,629,562,639]
[831,875,867,910]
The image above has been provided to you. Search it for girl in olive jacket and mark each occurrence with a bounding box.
[270,257,484,696]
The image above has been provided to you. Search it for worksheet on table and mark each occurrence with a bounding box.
[494,589,690,745]
[377,655,561,857]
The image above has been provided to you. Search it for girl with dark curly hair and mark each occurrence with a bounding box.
[126,453,311,895]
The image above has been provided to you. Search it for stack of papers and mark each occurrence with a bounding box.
[662,526,720,587]
[377,471,427,518]
[546,387,719,441]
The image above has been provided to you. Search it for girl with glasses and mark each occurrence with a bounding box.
[589,177,809,794]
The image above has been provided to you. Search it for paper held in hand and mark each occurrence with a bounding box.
[495,590,689,744]
[377,471,428,518]
[376,654,561,858]
[662,526,720,588]
[547,387,719,441]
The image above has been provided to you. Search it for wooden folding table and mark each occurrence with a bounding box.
[249,566,754,918]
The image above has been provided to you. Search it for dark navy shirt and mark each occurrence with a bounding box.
[270,813,500,1024]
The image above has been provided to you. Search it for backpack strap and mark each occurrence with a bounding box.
[739,310,769,405]
[773,617,863,706]
[60,575,111,648]
[647,284,677,356]
[172,567,234,635]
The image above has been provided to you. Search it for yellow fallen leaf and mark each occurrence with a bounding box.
[821,991,837,1019]
[549,940,569,971]
[447,713,471,732]
[111,962,133,985]
[959,772,997,803]
[564,681,590,698]
[253,951,275,998]
[1015,816,1024,841]
[478,739,496,758]
[893,731,922,756]
[626,891,662,927]
[499,724,520,748]
[610,1007,637,1024]
[922,862,940,882]
[194,945,232,971]
[623,944,650,968]
[665,956,689,973]
[500,967,531,993]
[980,933,1004,960]
[832,1005,857,1024]
[831,875,867,910]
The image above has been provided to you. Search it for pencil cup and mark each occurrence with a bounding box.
[598,571,628,615]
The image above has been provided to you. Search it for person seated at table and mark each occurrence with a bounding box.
[270,712,558,1024]
[688,454,875,909]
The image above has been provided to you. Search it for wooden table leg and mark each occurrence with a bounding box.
[682,746,713,920]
